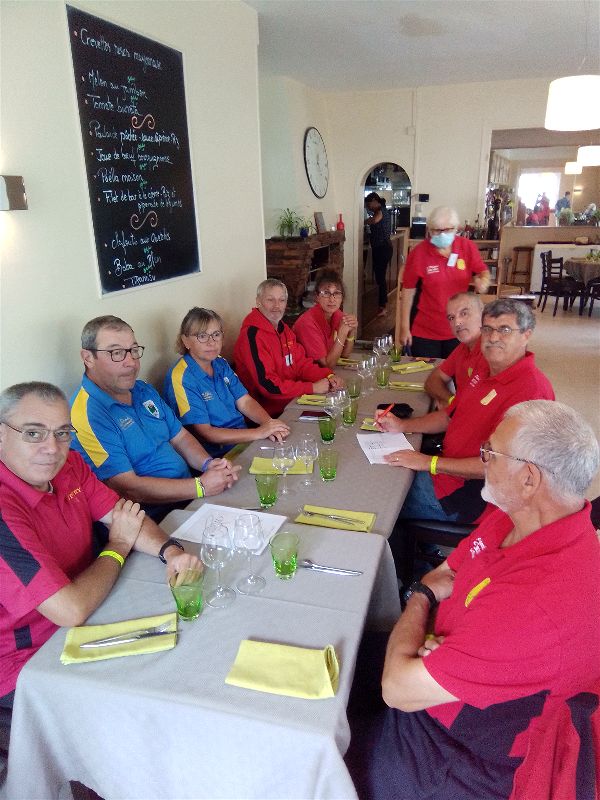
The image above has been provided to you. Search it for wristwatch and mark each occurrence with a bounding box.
[404,581,438,610]
[158,538,185,564]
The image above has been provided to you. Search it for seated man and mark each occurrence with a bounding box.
[424,292,486,409]
[376,299,554,523]
[70,316,240,520]
[0,382,201,709]
[353,400,600,800]
[233,279,343,418]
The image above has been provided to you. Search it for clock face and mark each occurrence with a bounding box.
[303,127,329,199]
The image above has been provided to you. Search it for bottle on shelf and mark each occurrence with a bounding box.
[336,213,345,231]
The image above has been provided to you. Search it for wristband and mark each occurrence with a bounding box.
[158,538,185,564]
[98,549,124,568]
[447,394,455,406]
[195,476,205,498]
[430,455,439,476]
[346,336,355,342]
[200,457,213,472]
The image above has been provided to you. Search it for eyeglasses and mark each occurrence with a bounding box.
[91,346,145,362]
[480,441,553,474]
[429,227,456,235]
[1,422,77,444]
[480,325,519,338]
[318,290,343,299]
[191,330,223,343]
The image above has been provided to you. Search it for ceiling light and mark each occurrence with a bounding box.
[545,76,600,131]
[564,161,582,174]
[577,146,600,166]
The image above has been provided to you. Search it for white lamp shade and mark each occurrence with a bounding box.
[545,75,600,131]
[564,161,583,174]
[577,146,600,166]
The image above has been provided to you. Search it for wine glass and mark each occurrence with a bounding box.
[200,516,236,608]
[364,355,378,393]
[332,388,349,433]
[232,514,266,595]
[296,435,319,487]
[272,444,295,495]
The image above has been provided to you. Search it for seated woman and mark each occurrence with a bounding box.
[164,307,290,457]
[293,270,358,369]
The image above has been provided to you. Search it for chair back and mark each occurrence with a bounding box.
[548,255,565,281]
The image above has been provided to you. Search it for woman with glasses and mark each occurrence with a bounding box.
[164,307,289,457]
[399,206,491,359]
[293,270,358,369]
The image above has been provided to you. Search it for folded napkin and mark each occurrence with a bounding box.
[60,612,178,665]
[249,457,313,475]
[297,394,326,406]
[337,357,359,365]
[360,417,379,431]
[389,381,424,392]
[225,639,339,699]
[295,504,376,532]
[391,361,434,374]
[224,442,250,461]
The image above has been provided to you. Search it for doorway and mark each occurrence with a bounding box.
[358,163,411,336]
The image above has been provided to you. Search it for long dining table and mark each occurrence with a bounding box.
[6,358,434,800]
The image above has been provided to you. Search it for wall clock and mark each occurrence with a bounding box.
[303,127,329,199]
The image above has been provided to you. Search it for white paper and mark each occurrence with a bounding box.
[356,432,414,465]
[169,504,286,554]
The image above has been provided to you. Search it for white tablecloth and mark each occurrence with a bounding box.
[7,526,399,800]
[531,243,597,293]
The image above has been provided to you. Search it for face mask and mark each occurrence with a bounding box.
[430,231,455,249]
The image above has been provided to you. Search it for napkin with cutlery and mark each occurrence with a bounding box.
[360,417,379,431]
[295,504,376,532]
[249,457,313,475]
[297,394,327,406]
[388,381,425,392]
[337,357,359,366]
[391,360,434,374]
[225,640,339,699]
[60,612,178,664]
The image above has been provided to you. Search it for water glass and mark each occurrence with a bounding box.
[318,415,336,443]
[269,532,299,580]
[200,517,235,609]
[272,444,295,495]
[255,473,279,508]
[318,449,338,481]
[342,398,358,426]
[376,364,390,387]
[169,568,204,621]
[233,514,266,595]
[346,375,363,399]
[296,435,319,487]
[390,345,402,362]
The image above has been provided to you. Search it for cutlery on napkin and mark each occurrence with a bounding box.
[295,505,376,532]
[225,640,339,699]
[297,394,327,406]
[249,457,312,475]
[388,381,424,392]
[391,360,434,374]
[360,417,380,431]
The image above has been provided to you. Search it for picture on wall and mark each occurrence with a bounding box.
[314,212,326,233]
[66,5,201,294]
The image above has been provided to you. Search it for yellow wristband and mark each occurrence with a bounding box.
[195,476,205,498]
[346,336,355,342]
[430,456,439,476]
[98,549,124,568]
[447,394,455,405]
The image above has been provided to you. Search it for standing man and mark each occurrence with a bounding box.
[424,292,486,409]
[233,279,342,418]
[555,190,571,215]
[70,316,240,520]
[0,382,201,708]
[365,192,393,318]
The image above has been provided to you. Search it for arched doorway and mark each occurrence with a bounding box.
[358,163,411,336]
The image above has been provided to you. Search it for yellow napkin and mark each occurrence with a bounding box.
[337,357,359,365]
[225,640,339,699]
[391,361,434,374]
[60,613,178,664]
[297,394,326,406]
[295,504,376,532]
[360,417,379,431]
[389,381,424,392]
[224,442,250,462]
[249,457,313,475]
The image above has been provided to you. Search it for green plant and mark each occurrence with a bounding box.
[558,208,575,225]
[592,209,600,225]
[277,208,303,237]
[298,217,315,234]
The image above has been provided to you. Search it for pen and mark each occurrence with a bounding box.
[378,402,395,420]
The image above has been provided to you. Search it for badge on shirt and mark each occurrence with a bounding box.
[465,577,491,608]
[456,258,466,271]
[480,389,498,406]
[201,391,213,402]
[447,253,458,267]
[223,376,230,386]
[119,416,135,430]
[143,400,160,418]
[426,265,440,275]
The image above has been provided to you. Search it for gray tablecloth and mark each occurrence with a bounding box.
[7,526,399,800]
[564,258,600,286]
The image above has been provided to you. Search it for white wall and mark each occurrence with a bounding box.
[0,0,264,393]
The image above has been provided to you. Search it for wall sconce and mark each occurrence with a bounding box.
[0,176,28,210]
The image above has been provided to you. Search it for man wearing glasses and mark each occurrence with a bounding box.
[0,382,202,709]
[71,316,240,520]
[353,400,600,799]
[376,299,554,524]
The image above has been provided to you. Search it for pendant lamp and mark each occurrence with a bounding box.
[544,75,600,131]
[564,161,582,175]
[577,146,600,166]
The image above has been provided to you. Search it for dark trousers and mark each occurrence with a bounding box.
[372,243,393,308]
[411,336,459,359]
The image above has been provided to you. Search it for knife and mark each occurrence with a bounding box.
[300,509,362,525]
[80,629,177,649]
[298,560,363,576]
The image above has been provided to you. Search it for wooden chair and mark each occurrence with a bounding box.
[585,277,600,318]
[538,250,585,316]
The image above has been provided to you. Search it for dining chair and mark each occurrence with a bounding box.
[585,277,600,318]
[396,518,476,591]
[538,251,585,317]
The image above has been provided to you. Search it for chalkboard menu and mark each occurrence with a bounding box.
[66,6,200,293]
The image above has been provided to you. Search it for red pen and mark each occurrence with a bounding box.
[378,402,395,420]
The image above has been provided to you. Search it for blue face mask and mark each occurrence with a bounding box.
[430,231,456,249]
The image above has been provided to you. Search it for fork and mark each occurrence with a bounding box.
[297,507,360,526]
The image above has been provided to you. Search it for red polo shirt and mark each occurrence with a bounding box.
[293,305,344,362]
[403,238,487,339]
[434,351,554,518]
[0,451,118,696]
[440,338,488,398]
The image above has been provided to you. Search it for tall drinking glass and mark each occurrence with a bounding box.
[272,444,295,495]
[296,435,319,487]
[232,514,266,595]
[200,517,235,609]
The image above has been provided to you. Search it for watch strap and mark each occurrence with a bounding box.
[158,538,184,564]
[407,581,438,610]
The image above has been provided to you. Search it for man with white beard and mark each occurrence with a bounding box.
[351,400,600,800]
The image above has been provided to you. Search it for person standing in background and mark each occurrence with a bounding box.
[365,192,393,318]
[554,191,571,215]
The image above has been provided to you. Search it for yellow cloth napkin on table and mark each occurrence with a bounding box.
[224,442,250,462]
[297,394,326,406]
[249,457,313,475]
[295,504,376,532]
[360,417,379,431]
[391,361,434,374]
[337,357,359,365]
[389,381,425,392]
[225,640,339,699]
[60,613,178,664]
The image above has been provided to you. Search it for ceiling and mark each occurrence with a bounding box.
[245,0,600,92]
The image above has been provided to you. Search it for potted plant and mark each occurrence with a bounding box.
[558,208,575,226]
[592,209,600,227]
[277,208,303,238]
[298,218,315,238]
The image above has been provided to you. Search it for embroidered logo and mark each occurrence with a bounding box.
[426,265,440,275]
[223,376,230,386]
[456,258,466,271]
[67,487,82,501]
[118,416,135,430]
[469,537,486,558]
[480,389,498,406]
[467,367,473,377]
[201,391,213,402]
[143,400,160,418]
